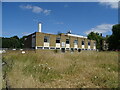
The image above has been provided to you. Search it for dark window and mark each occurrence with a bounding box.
[44,36,49,42]
[56,38,60,43]
[88,41,90,45]
[71,48,74,52]
[74,40,78,45]
[44,47,49,49]
[56,48,60,49]
[75,48,77,50]
[66,39,69,44]
[61,48,65,53]
[37,47,43,49]
[82,41,84,45]
[94,42,96,46]
[50,47,55,49]
[66,48,69,50]
[78,49,81,52]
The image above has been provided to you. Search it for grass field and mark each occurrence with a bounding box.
[2,50,119,88]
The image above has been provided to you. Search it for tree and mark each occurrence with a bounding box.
[108,24,120,50]
[2,36,21,48]
[87,32,103,50]
[11,36,19,40]
[2,35,28,49]
[19,36,27,48]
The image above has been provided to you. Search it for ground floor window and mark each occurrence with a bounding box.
[37,47,43,49]
[71,48,74,52]
[50,47,55,49]
[61,48,65,52]
[56,48,60,49]
[78,49,81,52]
[44,47,49,49]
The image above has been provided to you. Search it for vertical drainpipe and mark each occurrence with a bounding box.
[77,37,78,50]
[35,32,37,50]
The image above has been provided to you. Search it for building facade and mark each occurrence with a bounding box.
[23,23,96,51]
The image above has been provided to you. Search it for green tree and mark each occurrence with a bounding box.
[19,36,27,48]
[87,32,103,50]
[2,36,21,48]
[108,24,120,50]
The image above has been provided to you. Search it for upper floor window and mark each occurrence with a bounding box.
[82,41,84,45]
[88,41,90,46]
[74,40,78,45]
[66,39,70,44]
[56,37,60,43]
[44,36,49,42]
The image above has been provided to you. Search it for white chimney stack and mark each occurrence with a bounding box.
[38,23,42,32]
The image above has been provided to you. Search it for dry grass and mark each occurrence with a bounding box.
[2,50,119,88]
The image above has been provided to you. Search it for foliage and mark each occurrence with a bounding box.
[2,35,27,48]
[108,24,120,50]
[87,23,120,51]
[87,32,103,50]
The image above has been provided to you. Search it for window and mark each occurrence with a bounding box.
[37,47,43,49]
[56,48,60,49]
[75,48,77,50]
[50,47,55,49]
[44,36,49,42]
[88,41,90,46]
[94,42,96,46]
[66,48,69,50]
[66,39,70,44]
[71,48,74,52]
[44,47,49,49]
[82,41,84,45]
[56,37,60,43]
[61,48,65,52]
[78,49,81,52]
[74,40,78,45]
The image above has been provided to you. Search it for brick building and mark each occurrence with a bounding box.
[23,23,96,52]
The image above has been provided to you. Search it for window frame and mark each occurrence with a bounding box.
[56,37,60,43]
[82,41,84,45]
[44,36,49,43]
[74,40,78,45]
[88,41,90,46]
[66,39,70,44]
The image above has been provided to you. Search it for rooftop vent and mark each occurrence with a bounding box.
[67,30,71,34]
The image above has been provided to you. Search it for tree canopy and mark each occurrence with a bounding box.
[108,24,120,50]
[87,24,120,51]
[2,35,27,49]
[87,32,103,50]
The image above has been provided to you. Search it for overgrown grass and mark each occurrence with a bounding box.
[2,50,119,88]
